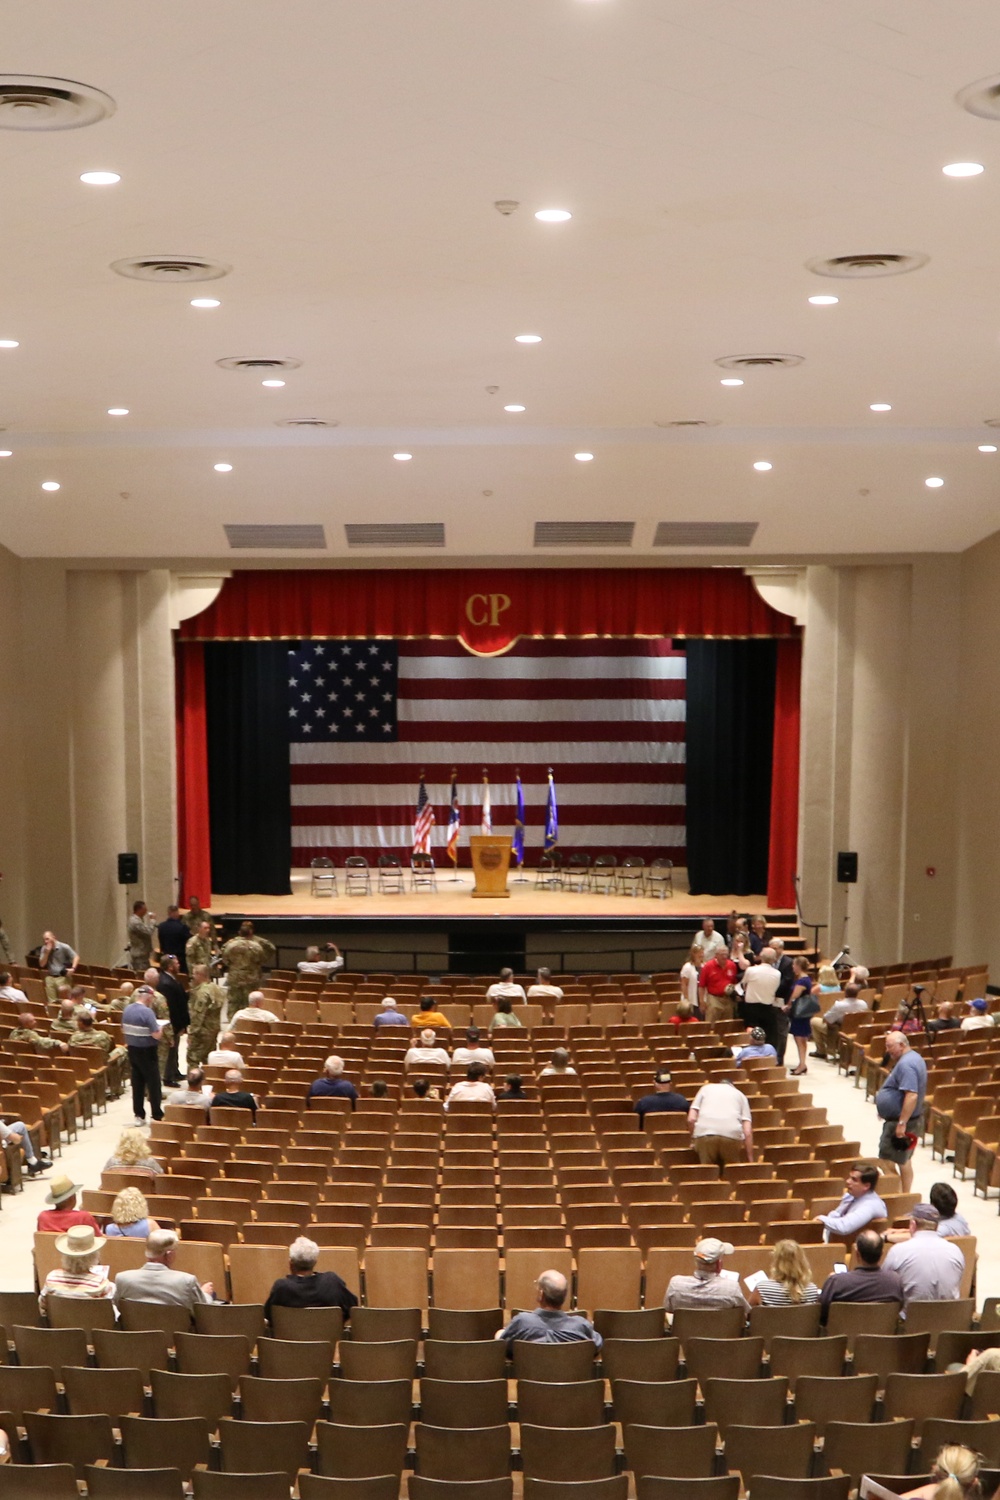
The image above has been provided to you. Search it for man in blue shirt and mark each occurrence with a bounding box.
[813,1162,887,1241]
[372,997,409,1028]
[876,1029,928,1194]
[121,987,164,1125]
[496,1270,602,1347]
[734,1026,778,1067]
[633,1070,690,1122]
[307,1054,358,1109]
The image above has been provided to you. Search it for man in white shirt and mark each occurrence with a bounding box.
[692,919,726,965]
[664,1238,750,1314]
[486,968,527,1003]
[234,991,280,1025]
[527,967,564,1002]
[741,946,783,1052]
[883,1204,965,1310]
[539,1047,577,1077]
[297,943,344,977]
[0,971,28,1005]
[688,1077,754,1166]
[960,999,995,1032]
[445,1061,496,1109]
[207,1031,245,1069]
[405,1028,451,1070]
[810,983,869,1060]
[451,1027,495,1071]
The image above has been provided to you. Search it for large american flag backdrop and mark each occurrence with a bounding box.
[287,637,686,866]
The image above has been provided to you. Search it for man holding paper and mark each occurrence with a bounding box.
[814,1163,887,1241]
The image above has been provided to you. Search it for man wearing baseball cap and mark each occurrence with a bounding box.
[664,1237,749,1313]
[633,1070,690,1124]
[37,1174,100,1235]
[961,998,995,1033]
[883,1203,965,1311]
[735,1026,778,1066]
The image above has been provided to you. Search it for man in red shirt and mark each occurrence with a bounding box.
[36,1174,100,1235]
[698,947,738,1025]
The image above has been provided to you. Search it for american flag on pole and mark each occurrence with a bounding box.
[481,771,492,835]
[412,776,435,855]
[288,638,686,866]
[446,772,461,864]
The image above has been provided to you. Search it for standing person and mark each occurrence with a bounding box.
[156,906,191,972]
[140,974,174,1085]
[698,944,737,1026]
[748,915,769,957]
[741,947,783,1051]
[37,930,78,1004]
[786,956,819,1075]
[183,897,211,935]
[127,901,158,971]
[876,1029,928,1194]
[121,986,164,1125]
[155,956,189,1086]
[185,919,216,977]
[186,963,225,1067]
[687,1076,754,1166]
[692,919,726,965]
[221,921,274,1016]
[679,944,702,1008]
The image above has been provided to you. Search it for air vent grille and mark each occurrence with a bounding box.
[217,355,301,371]
[0,76,115,130]
[225,524,326,550]
[534,521,635,547]
[345,523,445,548]
[112,256,231,283]
[654,521,758,548]
[715,353,804,370]
[957,74,1000,120]
[275,418,338,428]
[806,252,928,279]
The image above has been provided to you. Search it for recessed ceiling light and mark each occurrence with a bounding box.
[504,404,526,413]
[41,481,60,491]
[190,297,220,309]
[261,378,285,388]
[107,407,129,416]
[925,476,944,488]
[870,403,892,412]
[515,333,542,344]
[753,461,773,471]
[575,452,594,462]
[393,452,412,461]
[979,444,998,453]
[213,462,233,473]
[535,208,572,223]
[943,161,984,177]
[80,170,120,185]
[0,340,18,349]
[720,378,744,387]
[0,450,11,458]
[808,294,839,305]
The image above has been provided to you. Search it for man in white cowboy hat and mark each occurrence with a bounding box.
[38,1223,114,1314]
[37,1173,100,1234]
[664,1237,750,1313]
[115,1228,215,1311]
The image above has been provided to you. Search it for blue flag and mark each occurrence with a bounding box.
[512,774,526,866]
[544,769,558,851]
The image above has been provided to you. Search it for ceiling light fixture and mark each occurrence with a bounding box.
[41,481,60,491]
[261,378,285,387]
[0,339,18,349]
[979,444,998,453]
[190,297,220,308]
[943,161,984,177]
[808,294,839,305]
[535,208,572,222]
[393,452,412,461]
[870,403,892,412]
[214,462,233,472]
[107,407,129,416]
[515,333,542,343]
[753,461,773,471]
[80,169,119,185]
[575,452,594,462]
[0,450,11,458]
[720,377,744,387]
[504,404,526,412]
[925,476,944,488]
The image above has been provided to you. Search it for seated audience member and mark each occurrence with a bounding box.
[105,1186,158,1238]
[735,1026,778,1066]
[930,1181,971,1238]
[105,982,135,1015]
[901,1443,983,1500]
[527,966,563,1001]
[819,1228,903,1320]
[496,1074,526,1100]
[166,1067,210,1109]
[410,1077,440,1101]
[847,961,870,990]
[37,1174,99,1233]
[373,996,409,1028]
[489,995,524,1030]
[308,1054,358,1108]
[237,990,280,1025]
[207,1031,245,1069]
[809,982,869,1060]
[669,997,701,1028]
[928,1000,963,1035]
[688,1075,754,1166]
[115,1228,214,1309]
[11,1008,69,1054]
[70,1009,124,1061]
[486,967,527,1003]
[955,1347,1000,1395]
[405,1028,451,1070]
[539,1047,576,1077]
[748,1238,820,1306]
[210,1069,259,1121]
[816,965,841,992]
[0,970,28,1005]
[633,1069,689,1123]
[297,942,343,976]
[451,1026,495,1071]
[38,1224,115,1314]
[814,1162,887,1240]
[264,1234,358,1322]
[103,1127,164,1177]
[1,1115,48,1177]
[445,1060,496,1109]
[370,1078,389,1099]
[496,1269,602,1347]
[961,997,995,1032]
[664,1237,749,1313]
[51,995,84,1036]
[883,1203,965,1308]
[412,995,452,1029]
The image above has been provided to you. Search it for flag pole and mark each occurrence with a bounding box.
[447,766,464,883]
[512,766,529,884]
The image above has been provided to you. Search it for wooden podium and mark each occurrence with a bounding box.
[470,835,513,899]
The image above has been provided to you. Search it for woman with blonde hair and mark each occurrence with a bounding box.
[903,1444,982,1500]
[104,1186,158,1238]
[102,1127,164,1177]
[679,944,702,1008]
[747,1238,820,1306]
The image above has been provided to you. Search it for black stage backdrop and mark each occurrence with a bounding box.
[205,641,292,895]
[684,638,776,895]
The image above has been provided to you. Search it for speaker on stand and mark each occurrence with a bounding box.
[836,851,857,955]
[118,854,139,968]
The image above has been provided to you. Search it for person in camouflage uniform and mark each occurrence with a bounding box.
[185,920,216,976]
[183,897,212,935]
[127,902,158,971]
[50,997,84,1037]
[69,1012,125,1062]
[187,963,226,1067]
[220,921,275,1016]
[10,1010,69,1054]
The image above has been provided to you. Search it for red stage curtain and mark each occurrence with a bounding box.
[767,636,802,909]
[178,568,797,644]
[175,641,212,908]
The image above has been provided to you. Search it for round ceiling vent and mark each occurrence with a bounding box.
[806,252,929,279]
[217,356,302,372]
[956,75,1000,120]
[275,417,338,428]
[654,419,722,428]
[983,418,1000,429]
[111,256,231,283]
[715,353,804,370]
[0,75,115,130]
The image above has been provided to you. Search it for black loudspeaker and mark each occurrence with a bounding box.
[117,853,139,886]
[837,851,858,884]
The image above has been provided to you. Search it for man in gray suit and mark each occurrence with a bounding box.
[114,1229,215,1314]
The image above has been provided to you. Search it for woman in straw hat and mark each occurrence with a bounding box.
[38,1223,114,1314]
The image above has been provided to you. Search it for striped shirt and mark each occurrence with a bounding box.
[121,1000,160,1048]
[39,1266,115,1314]
[754,1277,820,1306]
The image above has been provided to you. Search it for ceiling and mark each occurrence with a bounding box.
[3,0,1000,562]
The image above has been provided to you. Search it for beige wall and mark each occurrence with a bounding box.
[956,530,1000,975]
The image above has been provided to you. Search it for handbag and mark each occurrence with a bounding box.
[791,991,820,1020]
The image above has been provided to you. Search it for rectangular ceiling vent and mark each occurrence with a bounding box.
[653,521,759,547]
[534,521,635,547]
[345,522,445,547]
[225,523,327,549]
